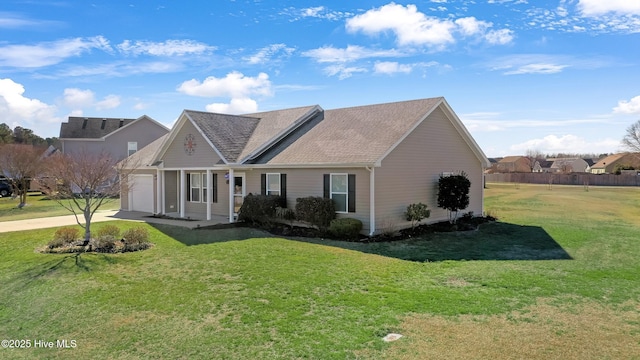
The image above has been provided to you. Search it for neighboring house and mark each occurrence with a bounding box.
[591,153,640,174]
[59,115,169,161]
[121,97,490,235]
[495,156,531,173]
[549,158,589,173]
[533,159,553,173]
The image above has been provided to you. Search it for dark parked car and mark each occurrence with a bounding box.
[0,180,12,197]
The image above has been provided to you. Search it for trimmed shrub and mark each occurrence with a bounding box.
[295,196,335,229]
[49,227,80,248]
[276,207,296,227]
[437,172,471,223]
[405,203,431,229]
[328,218,363,240]
[96,224,120,239]
[238,194,282,225]
[122,227,151,252]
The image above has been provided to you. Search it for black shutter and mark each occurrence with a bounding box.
[212,173,218,203]
[323,174,330,198]
[348,174,356,212]
[186,173,191,202]
[261,174,266,195]
[280,174,287,208]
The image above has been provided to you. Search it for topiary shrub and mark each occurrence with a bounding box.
[295,196,335,229]
[96,224,120,239]
[405,203,431,229]
[328,218,363,240]
[122,227,151,252]
[48,227,80,248]
[437,172,471,224]
[238,194,282,225]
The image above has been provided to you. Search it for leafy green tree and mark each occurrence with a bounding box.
[0,123,13,144]
[404,203,430,229]
[437,172,471,224]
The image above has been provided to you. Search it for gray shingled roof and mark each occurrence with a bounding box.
[60,117,137,138]
[261,98,443,165]
[185,110,260,162]
[120,133,169,168]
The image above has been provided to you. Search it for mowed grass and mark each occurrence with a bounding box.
[0,195,120,222]
[0,183,639,359]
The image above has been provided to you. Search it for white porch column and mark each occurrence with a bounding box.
[156,169,161,215]
[160,170,165,215]
[228,168,235,223]
[180,169,185,218]
[206,169,212,220]
[369,167,376,236]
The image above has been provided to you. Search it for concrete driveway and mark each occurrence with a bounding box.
[0,210,231,233]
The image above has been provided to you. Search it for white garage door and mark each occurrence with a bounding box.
[130,175,154,213]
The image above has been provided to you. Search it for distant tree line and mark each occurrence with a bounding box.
[0,123,59,148]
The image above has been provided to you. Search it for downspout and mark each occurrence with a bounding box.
[366,166,375,236]
[206,169,212,220]
[156,169,161,215]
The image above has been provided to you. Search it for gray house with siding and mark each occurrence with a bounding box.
[121,97,490,235]
[59,115,169,161]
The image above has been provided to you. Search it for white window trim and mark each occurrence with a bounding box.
[128,141,138,156]
[266,173,281,196]
[190,173,201,203]
[330,173,348,214]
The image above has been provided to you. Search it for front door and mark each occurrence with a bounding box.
[233,173,245,214]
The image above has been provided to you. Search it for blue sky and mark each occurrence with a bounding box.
[1,0,639,157]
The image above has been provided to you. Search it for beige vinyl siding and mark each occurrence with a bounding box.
[168,170,229,217]
[120,169,157,211]
[375,105,484,232]
[161,120,222,168]
[244,168,371,233]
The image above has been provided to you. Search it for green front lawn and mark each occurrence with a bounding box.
[0,184,639,359]
[0,195,120,222]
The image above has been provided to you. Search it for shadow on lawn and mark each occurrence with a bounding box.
[296,222,573,262]
[150,221,571,262]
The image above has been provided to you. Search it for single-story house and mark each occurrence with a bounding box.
[495,156,532,173]
[549,157,589,173]
[121,97,490,235]
[591,153,640,174]
[59,115,169,161]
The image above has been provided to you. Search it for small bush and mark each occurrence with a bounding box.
[49,227,80,248]
[238,194,282,225]
[405,203,431,229]
[295,197,335,229]
[96,224,120,239]
[93,235,117,253]
[122,227,150,252]
[328,218,363,240]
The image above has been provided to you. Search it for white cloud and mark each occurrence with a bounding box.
[0,36,110,68]
[117,39,214,56]
[374,61,413,74]
[510,134,620,154]
[346,3,456,47]
[613,95,640,114]
[0,78,60,129]
[323,64,368,79]
[205,98,258,114]
[63,88,95,108]
[282,6,353,21]
[345,3,513,48]
[504,63,569,75]
[244,44,295,64]
[485,29,515,44]
[62,88,121,111]
[578,0,640,16]
[177,72,272,98]
[302,45,404,63]
[95,95,121,110]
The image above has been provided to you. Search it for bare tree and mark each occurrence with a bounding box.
[44,150,138,244]
[0,144,47,205]
[524,149,544,172]
[622,120,640,152]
